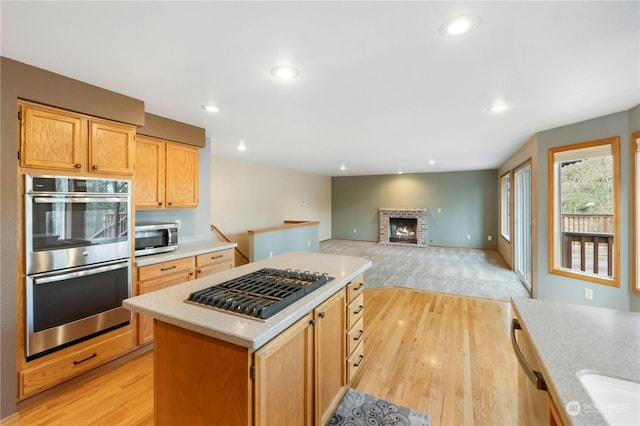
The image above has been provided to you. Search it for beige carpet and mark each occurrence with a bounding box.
[320,239,530,302]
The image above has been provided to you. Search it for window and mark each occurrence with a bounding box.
[501,173,510,241]
[548,137,619,286]
[634,132,640,295]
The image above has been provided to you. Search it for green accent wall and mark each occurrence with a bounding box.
[536,109,639,311]
[331,170,499,249]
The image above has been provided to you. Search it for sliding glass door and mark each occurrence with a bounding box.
[514,164,532,291]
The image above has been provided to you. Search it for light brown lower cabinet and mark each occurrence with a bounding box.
[153,288,348,426]
[254,313,314,426]
[19,327,134,399]
[346,275,365,384]
[195,248,234,278]
[136,257,195,346]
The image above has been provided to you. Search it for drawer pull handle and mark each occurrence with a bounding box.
[353,305,364,314]
[73,353,97,365]
[160,265,177,271]
[211,254,223,259]
[353,354,364,367]
[354,330,364,341]
[355,282,364,291]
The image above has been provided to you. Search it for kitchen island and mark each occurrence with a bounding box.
[511,298,640,425]
[124,251,371,426]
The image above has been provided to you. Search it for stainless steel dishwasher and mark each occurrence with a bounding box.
[511,318,549,425]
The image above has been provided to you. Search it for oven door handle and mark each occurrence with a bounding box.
[32,196,128,204]
[33,260,129,285]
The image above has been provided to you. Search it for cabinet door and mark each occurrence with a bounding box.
[135,136,166,209]
[88,119,135,175]
[20,104,84,171]
[165,142,199,208]
[137,270,194,345]
[315,290,347,426]
[254,314,313,426]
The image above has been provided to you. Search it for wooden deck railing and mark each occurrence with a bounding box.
[562,213,612,233]
[561,214,614,277]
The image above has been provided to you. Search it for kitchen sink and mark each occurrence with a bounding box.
[578,372,640,425]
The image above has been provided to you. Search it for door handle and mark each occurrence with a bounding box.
[511,318,547,391]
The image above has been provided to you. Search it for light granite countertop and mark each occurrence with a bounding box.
[124,251,372,350]
[134,237,237,267]
[511,298,640,425]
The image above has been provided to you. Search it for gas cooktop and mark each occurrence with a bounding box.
[185,268,333,320]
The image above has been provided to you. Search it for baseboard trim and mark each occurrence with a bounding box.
[0,412,20,426]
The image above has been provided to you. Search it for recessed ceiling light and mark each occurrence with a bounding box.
[270,65,300,80]
[237,140,247,151]
[398,170,403,175]
[487,103,511,113]
[428,160,436,165]
[201,104,219,113]
[340,164,346,171]
[438,14,480,37]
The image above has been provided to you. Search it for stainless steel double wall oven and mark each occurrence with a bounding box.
[24,175,132,359]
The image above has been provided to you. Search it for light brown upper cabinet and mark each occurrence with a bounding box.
[135,135,199,209]
[19,101,135,175]
[88,120,135,174]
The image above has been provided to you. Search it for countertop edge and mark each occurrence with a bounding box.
[511,300,576,426]
[511,298,640,426]
[134,239,237,266]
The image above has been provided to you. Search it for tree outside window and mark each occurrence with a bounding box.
[548,137,619,286]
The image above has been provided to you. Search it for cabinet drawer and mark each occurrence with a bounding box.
[347,275,365,303]
[347,293,364,330]
[196,249,233,267]
[196,262,233,279]
[347,341,365,384]
[20,329,133,398]
[138,257,194,282]
[347,317,364,355]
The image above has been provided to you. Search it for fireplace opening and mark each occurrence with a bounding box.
[389,218,418,244]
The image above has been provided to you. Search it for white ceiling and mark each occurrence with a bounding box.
[2,1,639,176]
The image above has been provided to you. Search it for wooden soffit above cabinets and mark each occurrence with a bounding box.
[136,113,205,148]
[2,56,145,127]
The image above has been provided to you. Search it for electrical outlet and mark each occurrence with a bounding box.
[269,251,273,258]
[467,234,471,240]
[175,219,181,230]
[353,228,357,234]
[438,208,442,213]
[488,235,492,241]
[584,288,593,300]
[307,240,311,247]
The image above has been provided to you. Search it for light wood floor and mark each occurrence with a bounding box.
[14,288,517,425]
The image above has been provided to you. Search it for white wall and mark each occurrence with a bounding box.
[210,155,331,264]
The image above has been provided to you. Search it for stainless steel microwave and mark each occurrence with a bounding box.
[134,223,178,256]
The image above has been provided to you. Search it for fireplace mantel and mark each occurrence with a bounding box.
[378,208,428,247]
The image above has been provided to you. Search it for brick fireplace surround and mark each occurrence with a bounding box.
[378,207,428,247]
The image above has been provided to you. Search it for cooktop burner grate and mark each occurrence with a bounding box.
[184,268,333,320]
